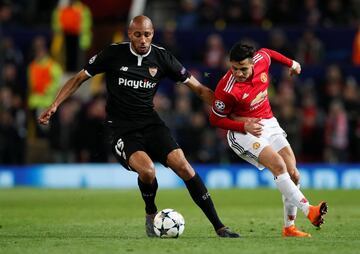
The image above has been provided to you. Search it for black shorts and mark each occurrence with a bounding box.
[107,124,179,171]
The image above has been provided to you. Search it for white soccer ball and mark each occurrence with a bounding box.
[153,208,185,238]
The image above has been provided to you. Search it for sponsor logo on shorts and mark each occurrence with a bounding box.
[252,142,260,150]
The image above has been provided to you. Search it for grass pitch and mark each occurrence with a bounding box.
[0,188,359,254]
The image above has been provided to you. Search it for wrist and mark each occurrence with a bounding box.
[291,60,300,70]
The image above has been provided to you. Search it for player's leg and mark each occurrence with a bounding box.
[228,129,309,214]
[166,148,240,238]
[145,124,239,237]
[278,145,300,227]
[270,133,302,235]
[112,133,158,237]
[128,151,159,237]
[258,146,327,227]
[258,146,310,211]
[267,118,327,230]
[277,145,310,237]
[129,151,158,215]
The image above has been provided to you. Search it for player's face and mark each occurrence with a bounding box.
[128,24,154,55]
[230,58,253,82]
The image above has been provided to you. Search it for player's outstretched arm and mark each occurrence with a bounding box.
[261,48,301,76]
[38,70,90,125]
[184,75,214,106]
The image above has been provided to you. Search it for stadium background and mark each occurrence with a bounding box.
[0,0,360,189]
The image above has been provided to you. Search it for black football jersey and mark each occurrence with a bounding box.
[83,42,191,132]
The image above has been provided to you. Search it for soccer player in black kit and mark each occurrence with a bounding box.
[39,15,239,238]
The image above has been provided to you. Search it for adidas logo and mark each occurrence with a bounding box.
[242,93,249,99]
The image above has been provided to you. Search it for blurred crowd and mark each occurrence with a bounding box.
[1,0,360,165]
[173,0,360,29]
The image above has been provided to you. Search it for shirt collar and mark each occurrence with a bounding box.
[129,43,152,58]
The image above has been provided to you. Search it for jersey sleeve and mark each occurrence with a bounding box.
[162,50,191,82]
[209,81,246,133]
[83,45,113,77]
[259,48,293,67]
[211,82,236,117]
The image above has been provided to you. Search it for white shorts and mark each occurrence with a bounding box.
[227,117,289,170]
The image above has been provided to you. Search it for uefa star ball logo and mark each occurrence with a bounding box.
[215,100,225,112]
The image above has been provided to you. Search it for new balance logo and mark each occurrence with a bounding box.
[120,66,128,71]
[242,93,249,99]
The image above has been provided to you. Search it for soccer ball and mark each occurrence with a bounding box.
[153,208,185,238]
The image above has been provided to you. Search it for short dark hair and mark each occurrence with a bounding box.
[229,43,256,62]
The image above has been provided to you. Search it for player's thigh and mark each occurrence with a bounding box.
[128,151,156,181]
[166,148,195,180]
[258,146,287,176]
[110,129,147,170]
[144,124,180,167]
[227,130,269,170]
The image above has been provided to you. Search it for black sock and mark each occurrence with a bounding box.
[138,177,158,214]
[184,173,224,230]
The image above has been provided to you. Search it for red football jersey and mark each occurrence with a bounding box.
[212,48,293,120]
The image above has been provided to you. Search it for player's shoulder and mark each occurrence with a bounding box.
[104,42,130,52]
[150,43,172,57]
[216,71,236,95]
[92,42,128,57]
[254,48,271,64]
[151,43,166,51]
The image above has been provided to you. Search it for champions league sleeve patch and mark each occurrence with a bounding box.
[89,55,97,64]
[214,100,225,112]
[180,67,186,75]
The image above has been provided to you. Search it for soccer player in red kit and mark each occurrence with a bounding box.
[209,43,328,237]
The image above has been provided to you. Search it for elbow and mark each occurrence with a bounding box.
[209,113,219,127]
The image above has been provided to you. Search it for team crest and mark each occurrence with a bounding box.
[149,66,158,77]
[252,142,260,150]
[260,72,267,83]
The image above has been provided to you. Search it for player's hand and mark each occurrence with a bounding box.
[289,60,301,76]
[38,104,57,125]
[244,118,263,137]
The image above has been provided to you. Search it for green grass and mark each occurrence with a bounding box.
[0,188,359,254]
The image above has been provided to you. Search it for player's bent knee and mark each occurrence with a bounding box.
[138,166,156,183]
[269,156,287,176]
[289,170,300,185]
